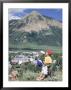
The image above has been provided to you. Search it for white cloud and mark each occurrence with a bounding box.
[9,14,21,20]
[8,8,26,20]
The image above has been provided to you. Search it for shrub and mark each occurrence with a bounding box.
[51,53,62,71]
[22,70,38,81]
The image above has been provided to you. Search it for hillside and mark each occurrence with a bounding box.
[9,11,62,50]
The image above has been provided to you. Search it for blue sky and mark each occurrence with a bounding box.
[9,9,62,21]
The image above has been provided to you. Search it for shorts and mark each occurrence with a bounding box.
[41,65,48,75]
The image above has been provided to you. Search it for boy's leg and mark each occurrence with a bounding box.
[39,74,45,80]
[36,72,41,79]
[36,74,46,80]
[36,72,43,80]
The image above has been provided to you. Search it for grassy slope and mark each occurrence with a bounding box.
[9,61,62,81]
[17,70,62,81]
[9,63,62,81]
[9,42,62,53]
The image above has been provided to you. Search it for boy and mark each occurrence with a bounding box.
[36,62,48,80]
[36,51,52,80]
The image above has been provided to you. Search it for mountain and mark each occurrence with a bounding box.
[9,11,62,50]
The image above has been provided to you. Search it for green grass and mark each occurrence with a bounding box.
[9,42,62,53]
[9,68,62,81]
[18,70,62,81]
[9,60,62,81]
[44,70,62,81]
[20,70,38,81]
